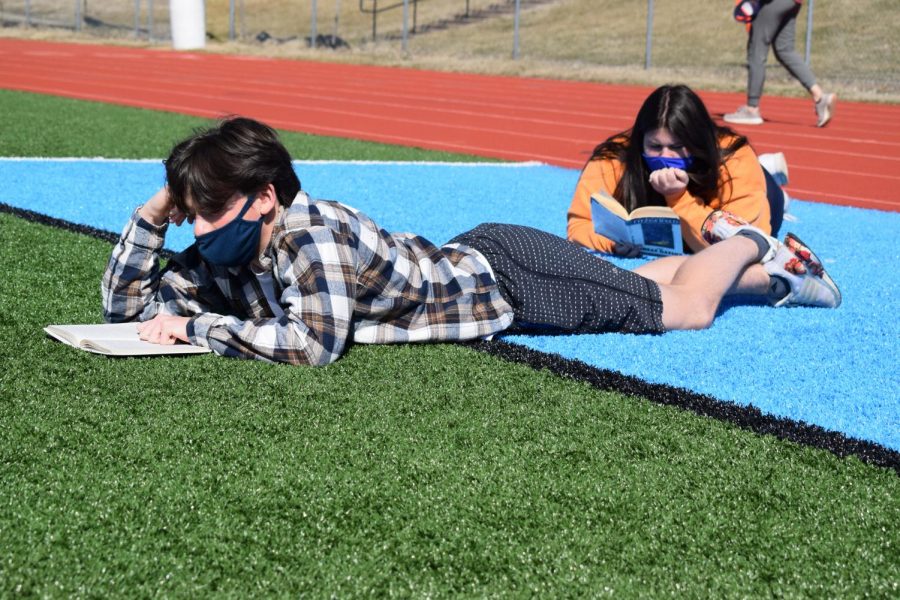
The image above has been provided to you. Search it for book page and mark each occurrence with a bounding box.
[630,205,679,220]
[81,338,211,356]
[44,323,211,356]
[46,323,142,345]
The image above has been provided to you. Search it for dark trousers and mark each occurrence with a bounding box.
[763,167,785,237]
[449,223,665,335]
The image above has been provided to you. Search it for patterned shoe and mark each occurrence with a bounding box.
[700,210,780,263]
[764,233,841,308]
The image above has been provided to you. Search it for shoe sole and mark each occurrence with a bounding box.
[783,233,842,307]
[724,116,763,125]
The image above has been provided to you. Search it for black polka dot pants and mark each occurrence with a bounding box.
[449,223,665,334]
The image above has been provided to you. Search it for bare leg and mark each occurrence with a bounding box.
[809,83,824,103]
[656,236,764,330]
[633,255,686,284]
[636,253,770,297]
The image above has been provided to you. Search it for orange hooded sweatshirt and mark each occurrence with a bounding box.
[567,138,771,254]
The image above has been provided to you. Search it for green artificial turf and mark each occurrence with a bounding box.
[0,91,897,596]
[0,88,493,162]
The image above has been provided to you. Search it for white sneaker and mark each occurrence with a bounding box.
[759,152,789,186]
[765,233,841,308]
[815,93,836,127]
[700,210,779,263]
[723,105,764,125]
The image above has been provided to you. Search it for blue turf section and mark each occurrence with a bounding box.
[3,158,898,450]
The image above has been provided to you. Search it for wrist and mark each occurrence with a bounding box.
[664,189,687,206]
[138,203,169,226]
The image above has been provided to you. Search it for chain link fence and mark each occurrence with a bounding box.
[0,0,171,40]
[1,1,896,97]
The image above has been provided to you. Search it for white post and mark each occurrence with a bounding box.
[512,0,520,60]
[169,0,206,50]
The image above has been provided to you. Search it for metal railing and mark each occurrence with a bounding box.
[0,0,856,85]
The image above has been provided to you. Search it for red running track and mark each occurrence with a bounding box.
[1,38,898,211]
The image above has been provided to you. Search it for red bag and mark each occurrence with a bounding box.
[733,0,761,23]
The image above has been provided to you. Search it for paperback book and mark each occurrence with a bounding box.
[590,191,683,256]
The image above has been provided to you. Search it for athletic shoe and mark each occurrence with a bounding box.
[815,93,836,127]
[765,233,841,308]
[723,105,764,125]
[700,210,779,263]
[758,151,789,186]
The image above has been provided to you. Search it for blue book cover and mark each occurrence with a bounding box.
[589,192,683,256]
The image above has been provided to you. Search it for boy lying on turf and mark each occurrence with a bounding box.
[102,117,841,365]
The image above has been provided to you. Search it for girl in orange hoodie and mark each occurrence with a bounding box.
[567,84,786,257]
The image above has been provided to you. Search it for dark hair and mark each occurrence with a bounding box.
[165,116,301,216]
[588,84,748,213]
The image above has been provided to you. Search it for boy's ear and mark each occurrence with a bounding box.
[256,183,278,215]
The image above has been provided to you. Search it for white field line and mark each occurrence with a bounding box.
[0,157,548,167]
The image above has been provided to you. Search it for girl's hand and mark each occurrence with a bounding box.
[613,241,643,258]
[648,167,689,200]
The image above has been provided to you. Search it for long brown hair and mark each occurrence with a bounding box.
[589,85,748,213]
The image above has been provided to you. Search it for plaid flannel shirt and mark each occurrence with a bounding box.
[102,192,514,365]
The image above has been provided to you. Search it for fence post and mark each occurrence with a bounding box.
[804,0,814,65]
[148,0,154,42]
[644,0,654,69]
[74,0,82,31]
[238,0,246,39]
[25,0,31,26]
[134,0,141,37]
[402,0,409,52]
[512,0,520,59]
[311,0,318,47]
[229,0,236,40]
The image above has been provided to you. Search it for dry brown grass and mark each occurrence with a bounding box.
[2,0,897,102]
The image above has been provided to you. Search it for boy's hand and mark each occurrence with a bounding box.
[138,186,186,226]
[648,167,689,201]
[137,314,191,345]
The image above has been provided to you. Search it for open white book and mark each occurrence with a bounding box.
[44,323,211,357]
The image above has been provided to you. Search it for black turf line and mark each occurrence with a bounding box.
[469,340,900,475]
[0,202,175,260]
[4,203,898,475]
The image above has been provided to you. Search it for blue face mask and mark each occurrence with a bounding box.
[642,154,694,172]
[195,194,263,267]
